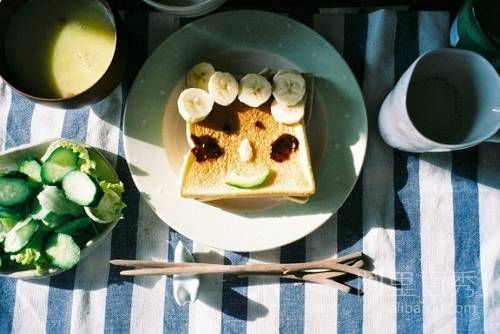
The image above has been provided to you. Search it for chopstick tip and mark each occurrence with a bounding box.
[120,270,133,276]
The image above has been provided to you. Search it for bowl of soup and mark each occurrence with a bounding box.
[0,0,125,109]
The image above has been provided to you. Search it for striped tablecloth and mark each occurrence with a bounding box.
[1,9,499,334]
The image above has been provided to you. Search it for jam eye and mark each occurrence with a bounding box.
[190,135,224,162]
[271,134,299,162]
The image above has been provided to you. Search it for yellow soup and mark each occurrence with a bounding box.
[5,0,116,99]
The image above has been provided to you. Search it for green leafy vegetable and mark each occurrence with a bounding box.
[4,218,39,253]
[37,186,84,217]
[100,180,125,195]
[9,231,49,273]
[84,181,126,224]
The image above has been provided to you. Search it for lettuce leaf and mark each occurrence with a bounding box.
[85,181,126,224]
[37,186,84,217]
[9,231,49,273]
[42,139,96,175]
[100,180,124,195]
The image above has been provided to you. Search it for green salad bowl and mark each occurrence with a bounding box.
[0,139,123,279]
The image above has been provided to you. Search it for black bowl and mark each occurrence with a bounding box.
[0,0,125,109]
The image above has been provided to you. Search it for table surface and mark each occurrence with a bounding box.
[0,6,499,334]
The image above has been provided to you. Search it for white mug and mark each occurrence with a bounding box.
[378,48,500,152]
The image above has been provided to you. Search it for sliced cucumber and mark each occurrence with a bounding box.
[30,197,48,220]
[41,212,73,230]
[62,171,103,206]
[0,204,27,220]
[2,171,27,179]
[3,218,39,253]
[0,177,32,206]
[0,165,19,177]
[225,169,271,189]
[19,157,42,188]
[0,217,16,242]
[40,147,79,185]
[30,197,73,230]
[45,233,80,270]
[37,186,84,217]
[55,217,93,235]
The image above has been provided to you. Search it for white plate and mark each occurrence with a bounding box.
[123,11,367,252]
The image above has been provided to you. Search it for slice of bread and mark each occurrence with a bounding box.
[179,74,315,201]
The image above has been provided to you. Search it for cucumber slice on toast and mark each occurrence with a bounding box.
[225,169,271,189]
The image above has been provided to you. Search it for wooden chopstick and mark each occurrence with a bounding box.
[282,274,352,293]
[239,259,365,279]
[242,259,365,293]
[110,259,213,268]
[118,256,372,280]
[111,251,363,269]
[113,253,368,292]
[331,251,363,264]
[282,259,374,280]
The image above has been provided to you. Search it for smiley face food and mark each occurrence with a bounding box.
[178,63,315,202]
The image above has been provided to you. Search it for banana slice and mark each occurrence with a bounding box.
[272,71,306,106]
[208,71,239,106]
[270,98,305,125]
[238,73,272,108]
[186,62,215,91]
[177,88,214,123]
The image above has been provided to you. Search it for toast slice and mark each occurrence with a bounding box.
[179,74,315,201]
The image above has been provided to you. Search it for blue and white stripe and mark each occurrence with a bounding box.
[0,9,498,334]
[361,10,397,334]
[11,104,65,334]
[451,149,485,334]
[478,144,500,334]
